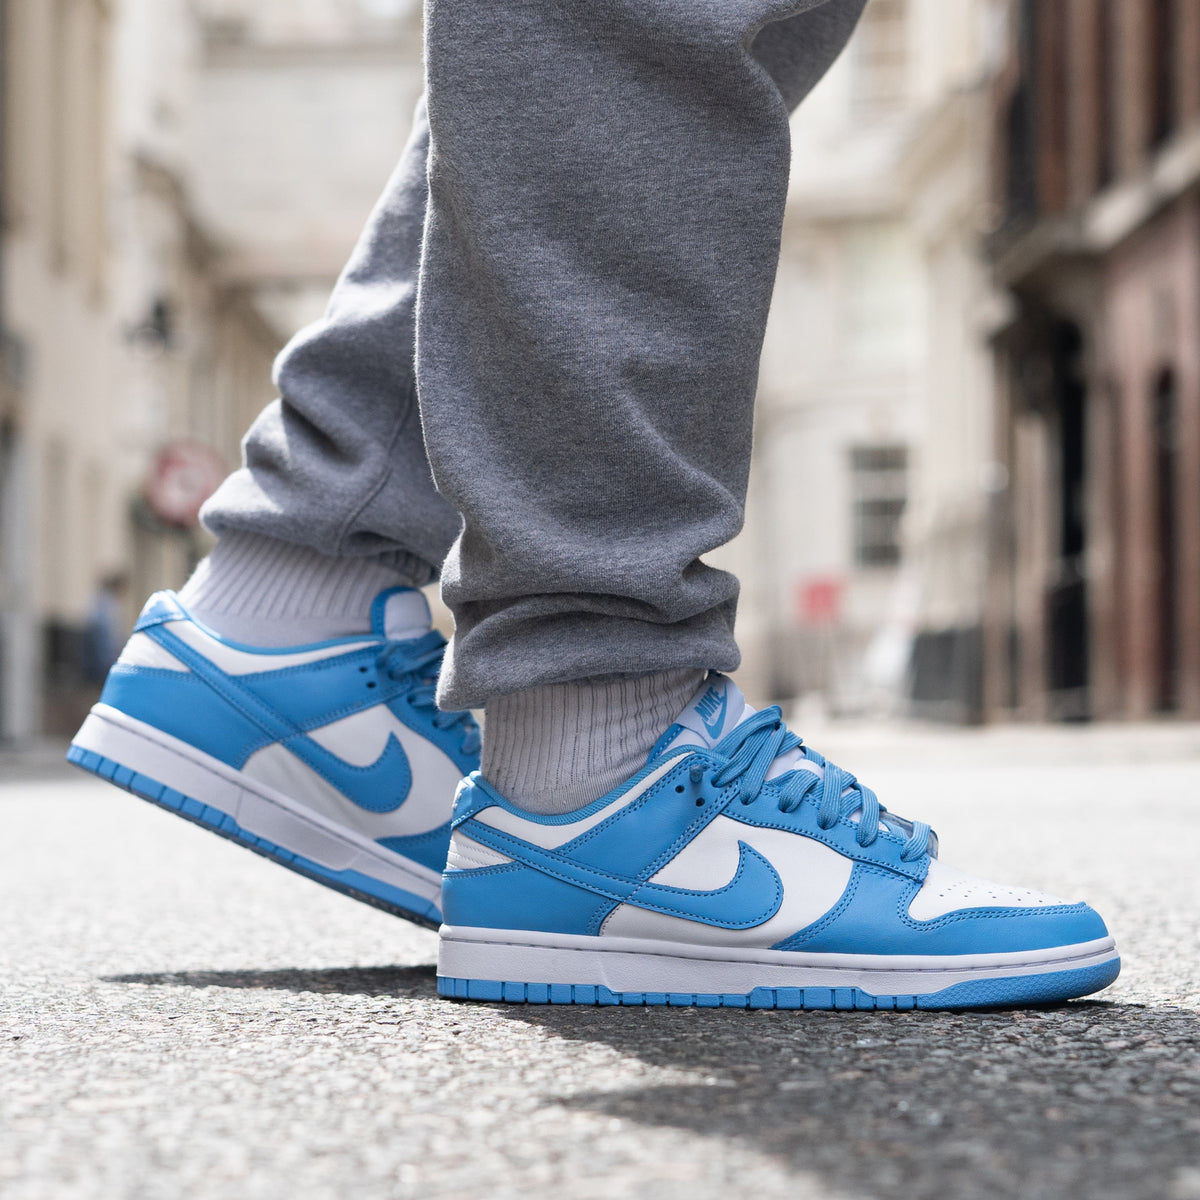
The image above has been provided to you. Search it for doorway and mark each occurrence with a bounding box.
[1046,322,1090,719]
[1151,368,1179,712]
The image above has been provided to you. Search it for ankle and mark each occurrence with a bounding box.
[178,531,423,646]
[481,669,706,815]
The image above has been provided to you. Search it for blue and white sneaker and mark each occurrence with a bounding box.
[437,675,1119,1009]
[68,587,479,928]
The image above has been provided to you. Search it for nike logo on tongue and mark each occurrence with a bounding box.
[669,675,749,750]
[658,677,906,838]
[694,684,729,739]
[659,675,818,783]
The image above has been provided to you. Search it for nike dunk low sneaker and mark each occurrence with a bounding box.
[437,675,1119,1008]
[68,587,479,927]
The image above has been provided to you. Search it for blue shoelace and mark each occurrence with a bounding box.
[376,631,481,757]
[701,706,931,862]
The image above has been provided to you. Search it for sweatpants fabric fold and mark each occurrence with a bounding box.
[200,0,867,708]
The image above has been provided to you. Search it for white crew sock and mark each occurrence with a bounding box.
[177,531,420,646]
[481,669,707,815]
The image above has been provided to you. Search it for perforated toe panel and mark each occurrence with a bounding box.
[908,859,1069,921]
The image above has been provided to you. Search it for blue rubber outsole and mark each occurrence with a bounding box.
[66,742,442,929]
[437,956,1120,1011]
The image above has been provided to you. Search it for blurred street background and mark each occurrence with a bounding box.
[2,0,1199,738]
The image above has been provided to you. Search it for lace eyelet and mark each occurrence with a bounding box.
[675,785,685,794]
[695,798,705,807]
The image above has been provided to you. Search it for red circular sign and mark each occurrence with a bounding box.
[144,441,226,528]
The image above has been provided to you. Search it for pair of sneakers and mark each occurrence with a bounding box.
[70,587,1120,1010]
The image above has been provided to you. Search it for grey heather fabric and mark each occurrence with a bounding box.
[201,0,866,710]
[481,669,706,814]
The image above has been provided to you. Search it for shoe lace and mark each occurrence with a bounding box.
[375,631,481,757]
[702,707,931,863]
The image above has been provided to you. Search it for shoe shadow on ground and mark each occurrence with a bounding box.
[498,999,1200,1200]
[100,964,437,997]
[100,964,1200,1199]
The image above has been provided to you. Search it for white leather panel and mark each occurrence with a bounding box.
[908,859,1068,920]
[240,735,454,840]
[600,815,853,947]
[305,704,463,798]
[472,758,681,848]
[446,830,512,872]
[116,633,188,672]
[166,620,375,674]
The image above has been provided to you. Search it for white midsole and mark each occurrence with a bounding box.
[438,926,1119,995]
[72,704,442,903]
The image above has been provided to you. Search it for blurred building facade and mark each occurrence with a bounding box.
[986,0,1200,721]
[730,0,1007,719]
[11,0,1200,739]
[0,0,421,739]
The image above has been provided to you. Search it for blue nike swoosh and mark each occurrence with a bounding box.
[283,730,412,813]
[463,819,783,929]
[701,690,728,738]
[144,625,413,813]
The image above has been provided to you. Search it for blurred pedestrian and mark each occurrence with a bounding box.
[82,572,128,684]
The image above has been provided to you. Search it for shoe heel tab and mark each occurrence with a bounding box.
[451,771,503,827]
[371,586,432,639]
[134,590,188,631]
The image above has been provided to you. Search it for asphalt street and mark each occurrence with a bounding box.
[3,723,1200,1200]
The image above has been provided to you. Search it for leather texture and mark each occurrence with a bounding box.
[102,590,478,858]
[444,740,1110,958]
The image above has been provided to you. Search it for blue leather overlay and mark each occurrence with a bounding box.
[228,647,409,735]
[100,667,276,767]
[142,625,414,801]
[773,862,1109,955]
[463,820,784,929]
[378,822,454,873]
[441,861,619,935]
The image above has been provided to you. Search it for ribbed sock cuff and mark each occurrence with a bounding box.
[481,668,706,815]
[177,531,422,647]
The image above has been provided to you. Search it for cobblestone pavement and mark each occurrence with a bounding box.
[2,725,1199,1200]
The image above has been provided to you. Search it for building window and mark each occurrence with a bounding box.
[1095,0,1115,187]
[1150,0,1178,148]
[852,0,908,118]
[850,445,908,568]
[50,0,109,293]
[1004,0,1039,223]
[841,222,919,362]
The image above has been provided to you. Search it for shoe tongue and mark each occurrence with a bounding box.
[671,674,752,749]
[657,675,910,838]
[371,587,432,641]
[654,674,819,783]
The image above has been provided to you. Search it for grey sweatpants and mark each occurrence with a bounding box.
[201,0,866,710]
